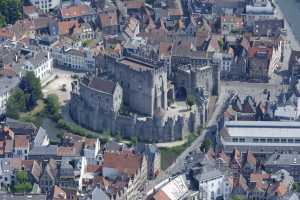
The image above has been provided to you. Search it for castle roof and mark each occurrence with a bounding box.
[89,78,117,95]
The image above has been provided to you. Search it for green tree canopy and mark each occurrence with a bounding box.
[292,182,299,192]
[16,170,28,183]
[46,94,60,115]
[186,95,196,110]
[6,88,27,119]
[0,0,22,26]
[200,138,212,153]
[19,72,42,110]
[14,170,32,193]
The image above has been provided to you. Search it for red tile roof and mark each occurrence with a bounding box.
[14,135,29,149]
[103,151,143,177]
[58,20,79,35]
[153,190,171,200]
[61,4,91,18]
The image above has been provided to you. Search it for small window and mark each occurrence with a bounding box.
[267,138,273,143]
[288,139,294,143]
[260,138,266,143]
[253,138,259,142]
[281,139,287,143]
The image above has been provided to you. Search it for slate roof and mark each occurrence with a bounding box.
[0,72,20,96]
[34,127,48,147]
[88,77,116,95]
[6,118,37,136]
[195,168,223,181]
[29,145,58,156]
[254,19,284,37]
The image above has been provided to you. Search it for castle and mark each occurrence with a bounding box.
[70,50,217,142]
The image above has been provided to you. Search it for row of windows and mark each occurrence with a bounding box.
[232,137,300,143]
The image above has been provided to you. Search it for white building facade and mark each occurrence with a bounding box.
[22,51,54,85]
[221,121,300,155]
[30,0,61,12]
[53,48,96,72]
[197,169,232,200]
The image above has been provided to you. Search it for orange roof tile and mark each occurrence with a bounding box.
[86,164,102,173]
[57,147,76,157]
[153,190,171,200]
[61,4,91,18]
[103,151,143,177]
[99,11,118,27]
[14,135,29,149]
[58,20,79,35]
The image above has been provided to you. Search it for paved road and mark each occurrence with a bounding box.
[143,91,234,197]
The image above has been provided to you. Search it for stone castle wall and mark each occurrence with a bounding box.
[69,92,197,143]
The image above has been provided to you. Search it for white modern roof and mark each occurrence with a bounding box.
[160,175,189,200]
[225,121,300,138]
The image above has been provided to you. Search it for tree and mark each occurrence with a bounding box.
[19,72,42,110]
[46,94,60,115]
[200,138,212,153]
[16,170,28,183]
[0,14,5,27]
[0,0,22,25]
[14,170,32,193]
[292,182,299,192]
[231,195,246,200]
[186,95,196,110]
[6,88,27,119]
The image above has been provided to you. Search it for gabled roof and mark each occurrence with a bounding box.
[14,135,29,149]
[153,175,189,200]
[99,11,118,27]
[103,151,143,177]
[21,160,42,182]
[244,151,257,167]
[52,185,67,200]
[34,127,49,147]
[61,4,95,18]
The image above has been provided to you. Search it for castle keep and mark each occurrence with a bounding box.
[70,49,215,142]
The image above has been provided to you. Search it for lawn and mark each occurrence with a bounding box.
[159,133,198,170]
[19,100,46,127]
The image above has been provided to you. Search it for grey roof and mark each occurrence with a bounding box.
[88,78,116,95]
[0,194,47,200]
[29,145,58,156]
[6,118,37,136]
[265,154,300,166]
[136,143,159,155]
[282,193,300,200]
[33,127,48,146]
[21,51,49,70]
[195,168,223,182]
[225,120,300,128]
[66,49,87,57]
[0,75,20,96]
[92,187,110,200]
